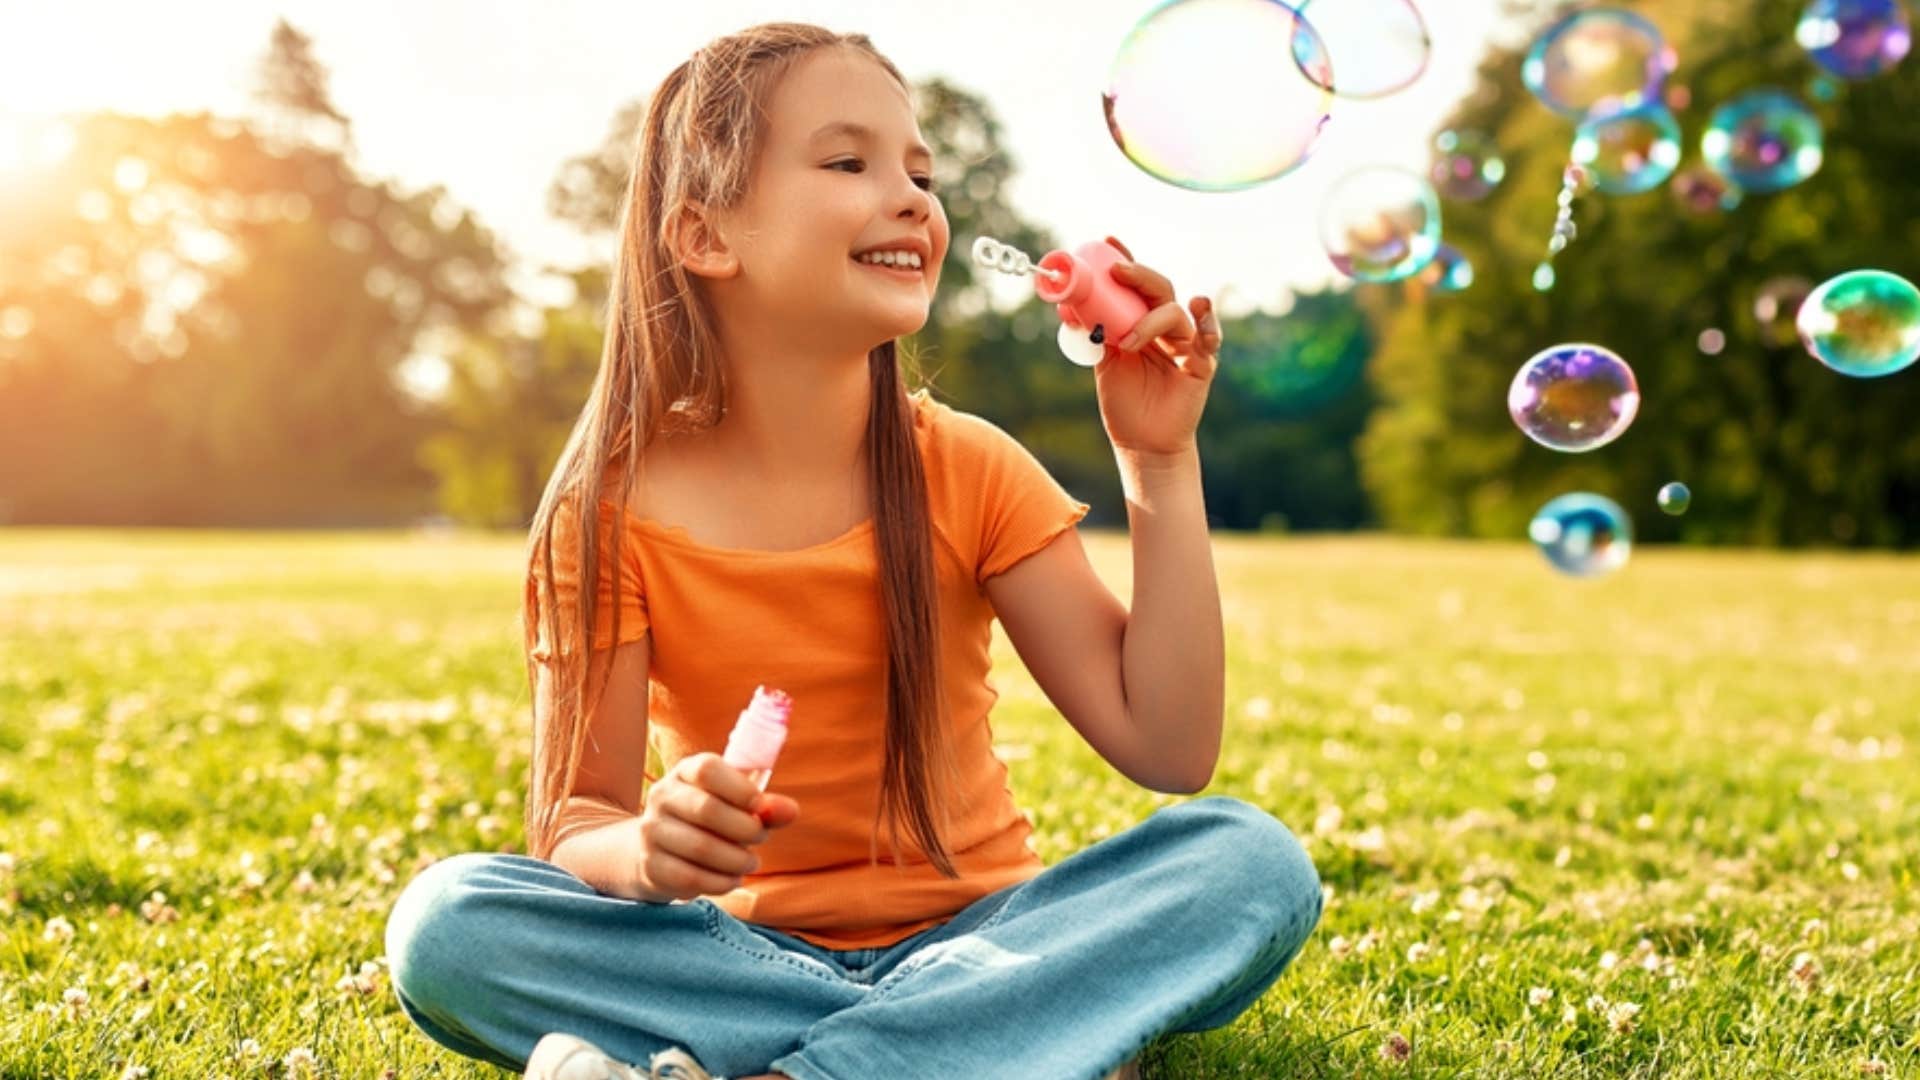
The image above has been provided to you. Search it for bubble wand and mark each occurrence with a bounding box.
[972,236,1158,367]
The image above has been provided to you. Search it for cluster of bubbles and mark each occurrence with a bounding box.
[1102,0,1436,191]
[1521,9,1681,292]
[1103,0,1335,190]
[1094,0,1916,580]
[1532,164,1589,292]
[1507,1,1914,578]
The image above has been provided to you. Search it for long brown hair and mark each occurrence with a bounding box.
[521,23,961,879]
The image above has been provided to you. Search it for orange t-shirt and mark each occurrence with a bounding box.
[535,388,1092,949]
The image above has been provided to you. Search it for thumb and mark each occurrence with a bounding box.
[753,793,801,828]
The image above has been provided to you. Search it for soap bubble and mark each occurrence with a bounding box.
[1533,262,1557,292]
[1796,269,1920,377]
[1104,0,1334,190]
[1320,166,1441,283]
[1670,164,1742,214]
[1522,8,1677,118]
[1796,0,1911,80]
[1701,90,1824,193]
[1753,276,1814,347]
[1416,244,1474,292]
[1570,103,1683,194]
[1658,482,1692,515]
[1429,130,1506,201]
[1293,0,1432,99]
[1530,493,1633,577]
[1508,343,1641,452]
[1697,328,1726,355]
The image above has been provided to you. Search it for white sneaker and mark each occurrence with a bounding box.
[524,1032,725,1080]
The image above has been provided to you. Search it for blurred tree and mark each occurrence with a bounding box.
[0,20,513,526]
[1360,0,1920,546]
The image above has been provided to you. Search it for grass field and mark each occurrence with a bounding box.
[1,527,1916,1078]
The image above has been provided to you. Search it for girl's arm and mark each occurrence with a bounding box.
[1114,443,1224,785]
[983,443,1224,795]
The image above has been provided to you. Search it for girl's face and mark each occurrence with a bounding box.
[712,48,950,350]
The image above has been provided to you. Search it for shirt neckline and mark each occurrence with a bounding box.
[616,389,934,559]
[628,514,876,557]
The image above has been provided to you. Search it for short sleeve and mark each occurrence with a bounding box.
[528,493,650,662]
[966,415,1093,585]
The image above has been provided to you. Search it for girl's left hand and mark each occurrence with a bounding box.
[1092,236,1223,459]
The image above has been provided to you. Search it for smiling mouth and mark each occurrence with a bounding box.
[851,256,925,278]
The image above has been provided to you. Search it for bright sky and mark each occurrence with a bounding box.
[0,1,1532,318]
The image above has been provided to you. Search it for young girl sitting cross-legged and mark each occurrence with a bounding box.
[384,20,1323,1080]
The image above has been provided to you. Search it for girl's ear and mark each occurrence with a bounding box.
[667,202,740,279]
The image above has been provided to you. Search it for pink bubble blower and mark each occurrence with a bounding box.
[971,235,1153,368]
[722,685,792,799]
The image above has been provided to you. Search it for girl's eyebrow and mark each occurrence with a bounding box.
[809,120,933,162]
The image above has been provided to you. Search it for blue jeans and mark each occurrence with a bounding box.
[384,795,1323,1079]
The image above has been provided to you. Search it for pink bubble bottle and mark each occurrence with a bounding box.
[722,685,791,794]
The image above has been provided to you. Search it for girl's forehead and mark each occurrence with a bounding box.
[768,50,917,137]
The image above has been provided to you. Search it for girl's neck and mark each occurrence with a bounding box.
[700,346,874,485]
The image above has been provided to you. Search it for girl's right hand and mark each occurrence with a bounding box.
[634,752,800,903]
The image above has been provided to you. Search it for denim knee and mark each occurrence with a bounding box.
[384,851,509,1012]
[1174,796,1324,936]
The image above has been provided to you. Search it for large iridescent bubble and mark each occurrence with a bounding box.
[1796,270,1920,377]
[1292,0,1432,99]
[1104,0,1334,191]
[1522,8,1677,118]
[1570,103,1683,194]
[1429,129,1506,201]
[1530,493,1634,578]
[1508,343,1641,452]
[1796,0,1912,80]
[1701,90,1824,193]
[1319,166,1442,283]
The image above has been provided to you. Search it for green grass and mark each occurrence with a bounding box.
[1,527,1916,1078]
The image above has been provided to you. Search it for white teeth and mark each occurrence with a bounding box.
[856,250,921,268]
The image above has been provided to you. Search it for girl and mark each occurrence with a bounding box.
[385,21,1322,1080]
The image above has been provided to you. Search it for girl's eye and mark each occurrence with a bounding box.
[828,159,939,193]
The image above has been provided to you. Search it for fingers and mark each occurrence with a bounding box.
[1185,296,1221,380]
[686,753,760,811]
[1108,258,1175,307]
[653,814,761,876]
[1117,300,1195,353]
[672,754,770,844]
[1192,295,1221,354]
[643,840,747,898]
